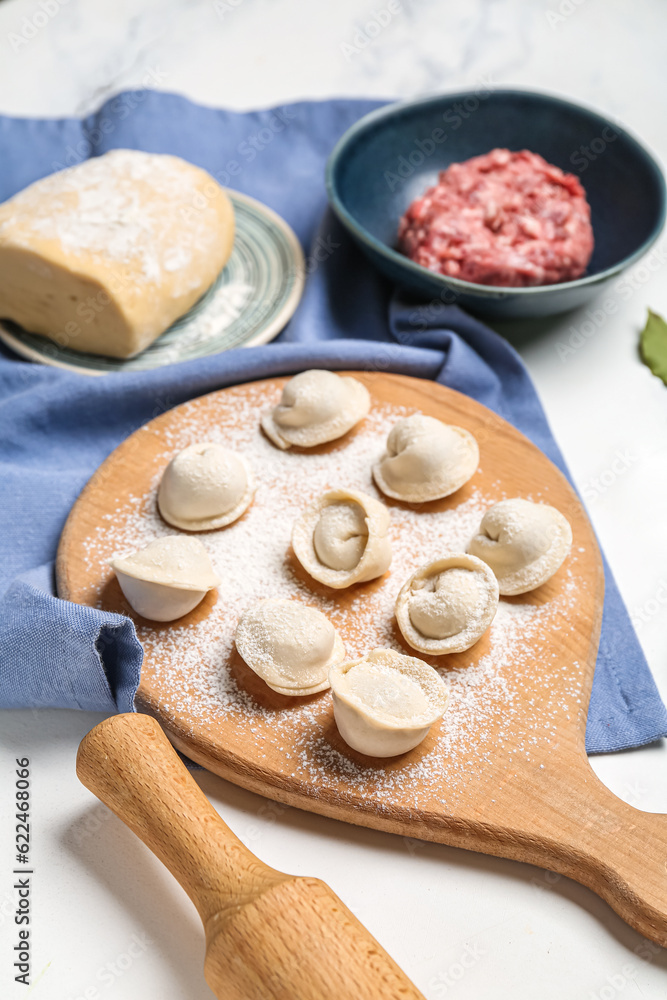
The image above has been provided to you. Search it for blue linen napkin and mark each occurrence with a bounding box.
[0,92,664,754]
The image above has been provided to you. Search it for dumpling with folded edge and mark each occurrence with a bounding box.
[373,413,479,503]
[110,536,220,622]
[292,488,392,589]
[261,369,370,450]
[158,442,254,531]
[468,497,572,595]
[235,599,345,696]
[328,648,449,757]
[395,553,499,655]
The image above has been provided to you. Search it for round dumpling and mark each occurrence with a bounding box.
[158,442,254,531]
[235,599,345,696]
[261,369,370,450]
[292,488,392,589]
[328,648,448,757]
[372,413,479,503]
[110,536,219,622]
[395,554,498,655]
[468,498,573,596]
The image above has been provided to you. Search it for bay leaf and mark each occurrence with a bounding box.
[640,309,667,385]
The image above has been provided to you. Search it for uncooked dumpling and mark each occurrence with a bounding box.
[158,442,254,531]
[329,648,448,757]
[235,599,345,696]
[261,370,370,449]
[468,498,572,595]
[110,536,219,622]
[0,149,234,358]
[395,554,498,655]
[373,413,479,502]
[292,488,392,589]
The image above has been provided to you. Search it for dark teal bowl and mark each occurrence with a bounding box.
[326,90,666,318]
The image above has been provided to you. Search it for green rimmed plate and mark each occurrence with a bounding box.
[0,191,305,376]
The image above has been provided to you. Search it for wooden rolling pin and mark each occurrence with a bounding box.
[77,713,426,1000]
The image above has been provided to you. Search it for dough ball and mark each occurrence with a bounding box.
[409,567,484,640]
[329,648,448,757]
[313,502,368,571]
[292,488,392,589]
[262,369,370,449]
[158,442,254,531]
[468,498,572,595]
[235,599,345,695]
[395,554,499,654]
[0,149,234,358]
[373,413,478,503]
[110,536,219,622]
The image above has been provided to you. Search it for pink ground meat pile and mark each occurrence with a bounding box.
[398,148,594,287]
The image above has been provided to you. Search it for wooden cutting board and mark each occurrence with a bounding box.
[56,372,667,946]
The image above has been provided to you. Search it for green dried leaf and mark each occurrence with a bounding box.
[640,309,667,384]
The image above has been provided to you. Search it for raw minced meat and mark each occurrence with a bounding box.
[398,148,594,287]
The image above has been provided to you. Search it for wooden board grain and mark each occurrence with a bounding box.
[57,372,667,946]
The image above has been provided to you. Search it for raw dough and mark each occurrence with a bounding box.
[292,488,392,589]
[468,497,572,595]
[395,554,498,655]
[110,536,219,622]
[158,442,254,531]
[261,369,370,449]
[372,413,478,503]
[235,599,345,696]
[329,648,448,757]
[0,149,234,358]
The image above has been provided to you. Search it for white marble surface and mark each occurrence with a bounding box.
[1,0,667,997]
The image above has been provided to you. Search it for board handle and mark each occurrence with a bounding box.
[576,768,667,946]
[76,713,426,1000]
[515,758,667,947]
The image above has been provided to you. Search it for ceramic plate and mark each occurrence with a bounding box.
[0,191,304,376]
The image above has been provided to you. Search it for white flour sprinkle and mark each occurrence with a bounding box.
[81,384,584,811]
[162,280,254,359]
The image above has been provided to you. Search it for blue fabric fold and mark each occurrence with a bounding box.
[0,92,665,755]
